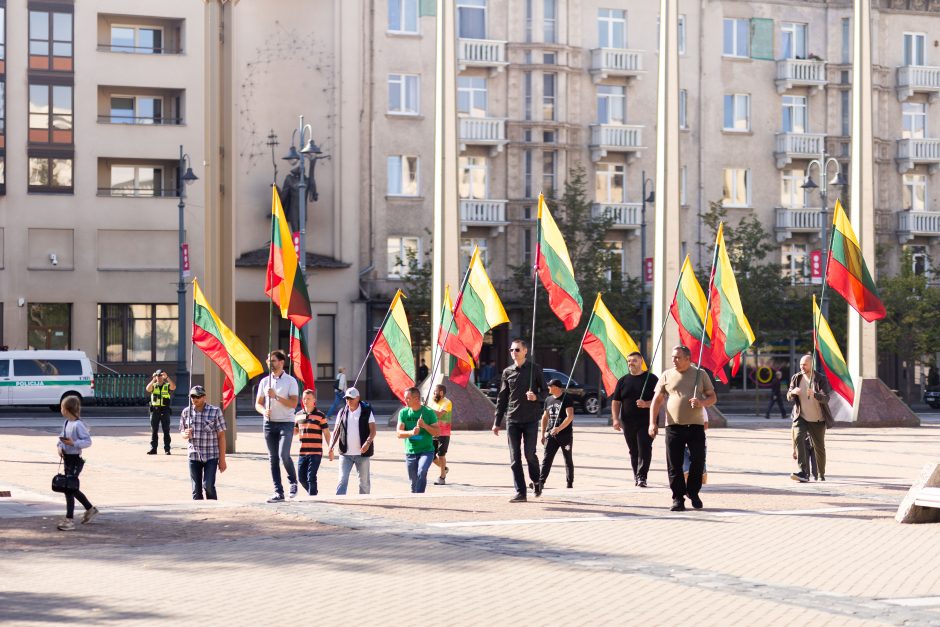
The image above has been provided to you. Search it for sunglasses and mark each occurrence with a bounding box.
[510,348,523,352]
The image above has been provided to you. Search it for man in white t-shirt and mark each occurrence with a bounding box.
[330,388,377,495]
[255,350,300,503]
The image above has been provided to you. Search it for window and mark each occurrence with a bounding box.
[29,83,73,144]
[598,9,626,49]
[543,73,556,121]
[604,240,624,281]
[722,168,750,207]
[723,18,749,58]
[782,95,807,133]
[679,89,688,129]
[387,156,419,196]
[29,9,72,70]
[388,0,418,34]
[678,15,686,55]
[28,304,71,350]
[388,74,419,115]
[781,244,809,285]
[780,169,807,208]
[723,94,750,131]
[14,358,82,376]
[781,23,807,59]
[109,165,163,197]
[595,162,624,203]
[0,6,5,64]
[98,304,178,362]
[908,245,929,275]
[841,90,851,136]
[458,76,487,116]
[109,95,163,124]
[903,173,926,211]
[523,223,533,260]
[461,238,489,271]
[459,156,488,199]
[523,149,533,198]
[523,72,533,120]
[525,0,533,43]
[904,32,926,66]
[680,165,688,206]
[110,25,164,54]
[841,18,851,64]
[543,52,556,65]
[387,236,419,278]
[902,102,927,139]
[543,0,556,43]
[28,157,72,192]
[542,150,557,196]
[316,314,335,379]
[543,130,555,143]
[597,85,625,124]
[457,0,486,39]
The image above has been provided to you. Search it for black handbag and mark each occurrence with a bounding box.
[51,458,81,493]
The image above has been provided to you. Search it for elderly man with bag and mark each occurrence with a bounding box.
[788,354,833,483]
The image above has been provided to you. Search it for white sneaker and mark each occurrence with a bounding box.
[82,506,99,524]
[57,518,76,531]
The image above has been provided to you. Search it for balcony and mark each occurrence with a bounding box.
[897,210,940,243]
[591,203,642,232]
[457,39,507,74]
[775,58,827,93]
[774,132,825,168]
[589,124,643,162]
[458,116,508,155]
[897,65,940,102]
[459,199,509,233]
[775,207,824,243]
[896,138,940,173]
[590,48,643,83]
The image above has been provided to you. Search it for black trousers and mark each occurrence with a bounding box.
[665,424,706,503]
[765,393,786,419]
[507,421,540,495]
[539,429,573,486]
[63,454,92,518]
[622,420,653,481]
[150,406,171,451]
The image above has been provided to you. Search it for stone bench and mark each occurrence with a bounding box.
[914,486,940,509]
[896,463,940,523]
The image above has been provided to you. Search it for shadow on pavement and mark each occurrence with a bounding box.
[0,591,164,623]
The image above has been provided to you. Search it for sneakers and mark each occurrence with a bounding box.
[509,493,527,503]
[434,477,446,485]
[690,496,704,510]
[533,481,543,497]
[266,493,285,503]
[165,450,171,455]
[82,506,99,525]
[637,479,648,488]
[566,481,573,489]
[289,483,299,499]
[670,500,686,512]
[57,518,76,531]
[819,475,826,481]
[147,449,157,455]
[790,472,810,483]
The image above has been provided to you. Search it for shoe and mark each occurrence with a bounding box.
[790,472,809,483]
[634,478,639,486]
[165,450,171,455]
[764,415,770,420]
[638,479,648,488]
[819,475,826,481]
[670,500,686,512]
[566,482,573,489]
[434,477,446,485]
[509,493,527,503]
[812,474,818,481]
[147,449,157,455]
[266,494,285,503]
[82,507,99,524]
[534,481,543,497]
[289,483,299,499]
[690,496,703,510]
[57,518,76,531]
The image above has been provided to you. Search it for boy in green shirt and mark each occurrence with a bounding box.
[397,386,440,493]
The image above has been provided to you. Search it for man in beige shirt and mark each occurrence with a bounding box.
[787,354,832,483]
[650,345,717,511]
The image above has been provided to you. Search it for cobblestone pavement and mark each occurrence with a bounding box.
[2,416,939,626]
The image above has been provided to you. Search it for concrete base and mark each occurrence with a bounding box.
[413,376,495,431]
[706,405,728,428]
[852,378,920,427]
[896,462,940,524]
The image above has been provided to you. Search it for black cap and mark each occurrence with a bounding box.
[547,378,564,388]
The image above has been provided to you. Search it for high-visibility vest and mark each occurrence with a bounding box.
[150,382,171,408]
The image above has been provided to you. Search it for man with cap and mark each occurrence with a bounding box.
[255,349,300,503]
[145,369,176,455]
[330,387,377,495]
[538,378,575,489]
[180,385,227,500]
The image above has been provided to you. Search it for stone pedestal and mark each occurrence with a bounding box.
[418,377,495,430]
[896,462,940,524]
[705,405,728,428]
[853,378,920,427]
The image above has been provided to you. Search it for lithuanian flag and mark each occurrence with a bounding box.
[813,295,855,406]
[192,279,265,409]
[827,199,885,322]
[582,294,643,395]
[373,290,416,403]
[289,324,316,391]
[265,185,312,328]
[670,256,719,372]
[454,247,509,360]
[708,223,755,381]
[536,194,583,330]
[437,285,474,387]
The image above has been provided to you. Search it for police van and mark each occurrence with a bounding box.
[0,350,95,410]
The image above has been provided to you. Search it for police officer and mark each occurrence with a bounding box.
[146,369,176,455]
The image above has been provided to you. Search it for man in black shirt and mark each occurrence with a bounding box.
[610,352,658,487]
[493,338,546,503]
[538,379,575,489]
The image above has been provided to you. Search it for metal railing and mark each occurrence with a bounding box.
[97,115,183,125]
[592,202,642,228]
[590,48,643,74]
[96,44,183,54]
[97,187,176,198]
[94,373,149,406]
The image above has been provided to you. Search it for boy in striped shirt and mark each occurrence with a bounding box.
[293,389,333,496]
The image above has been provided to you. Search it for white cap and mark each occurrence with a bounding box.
[344,387,360,399]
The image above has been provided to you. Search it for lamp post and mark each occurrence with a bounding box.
[640,171,655,354]
[176,145,198,403]
[801,152,847,318]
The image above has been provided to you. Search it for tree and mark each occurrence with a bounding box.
[392,239,433,367]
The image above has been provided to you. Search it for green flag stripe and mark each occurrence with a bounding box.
[817,336,852,384]
[539,241,583,307]
[719,293,752,354]
[382,317,416,379]
[831,230,879,295]
[677,295,706,338]
[194,303,224,342]
[587,315,630,379]
[460,283,491,335]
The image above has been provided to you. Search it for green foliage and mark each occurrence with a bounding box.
[876,250,940,369]
[395,240,434,360]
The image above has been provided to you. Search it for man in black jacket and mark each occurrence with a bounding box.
[787,355,832,482]
[493,338,546,502]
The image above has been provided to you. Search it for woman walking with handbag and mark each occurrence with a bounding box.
[55,396,98,531]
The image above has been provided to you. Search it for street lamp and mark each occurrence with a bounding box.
[640,171,655,354]
[801,152,846,317]
[176,145,198,403]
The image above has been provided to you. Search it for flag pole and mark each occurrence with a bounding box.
[693,231,721,398]
[265,184,278,414]
[529,193,544,392]
[287,322,295,377]
[562,295,599,398]
[639,262,685,400]
[187,278,197,425]
[353,290,402,388]
[810,225,837,388]
[424,290,453,405]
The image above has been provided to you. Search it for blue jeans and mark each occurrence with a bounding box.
[297,454,323,495]
[189,458,219,500]
[336,455,370,495]
[405,451,435,493]
[263,421,296,496]
[326,390,344,418]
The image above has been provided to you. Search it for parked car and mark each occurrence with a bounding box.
[0,350,95,411]
[924,386,940,409]
[486,368,602,415]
